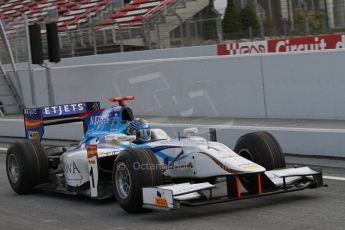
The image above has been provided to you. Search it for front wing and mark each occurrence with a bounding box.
[142,166,323,211]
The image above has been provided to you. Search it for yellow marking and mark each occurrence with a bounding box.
[29,131,39,139]
[155,197,168,207]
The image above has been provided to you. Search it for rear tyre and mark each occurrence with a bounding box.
[6,140,49,194]
[113,148,162,213]
[234,131,285,193]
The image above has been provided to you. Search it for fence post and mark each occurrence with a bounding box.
[253,0,265,39]
[174,11,184,47]
[24,16,36,105]
[80,29,85,47]
[112,25,116,43]
[118,24,124,52]
[142,19,152,49]
[216,16,223,43]
[92,29,97,55]
[14,34,19,62]
[156,23,161,48]
[288,0,294,32]
[69,31,75,56]
[186,19,191,46]
[299,0,309,34]
[88,28,92,47]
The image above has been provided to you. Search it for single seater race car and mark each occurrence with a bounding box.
[6,96,324,213]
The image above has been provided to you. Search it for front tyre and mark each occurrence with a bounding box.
[112,148,162,213]
[234,131,285,193]
[6,140,49,194]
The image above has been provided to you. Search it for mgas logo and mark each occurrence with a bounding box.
[43,103,86,117]
[217,41,267,55]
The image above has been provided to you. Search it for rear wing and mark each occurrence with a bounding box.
[23,102,100,140]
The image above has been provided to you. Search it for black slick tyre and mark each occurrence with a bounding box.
[112,148,162,213]
[234,131,285,193]
[6,140,49,194]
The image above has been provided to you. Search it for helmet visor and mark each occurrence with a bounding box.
[137,128,151,141]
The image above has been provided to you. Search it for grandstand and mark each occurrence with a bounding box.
[0,0,215,114]
[0,0,215,61]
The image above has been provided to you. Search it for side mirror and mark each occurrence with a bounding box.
[209,128,217,142]
[183,127,198,136]
[127,135,136,142]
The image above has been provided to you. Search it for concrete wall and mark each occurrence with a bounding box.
[1,117,345,157]
[5,44,216,71]
[13,49,345,121]
[3,48,345,157]
[262,50,345,119]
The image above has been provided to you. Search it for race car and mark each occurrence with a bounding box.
[6,96,324,213]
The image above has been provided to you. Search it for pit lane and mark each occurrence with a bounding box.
[0,142,345,230]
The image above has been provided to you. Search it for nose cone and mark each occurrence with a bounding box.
[200,142,266,174]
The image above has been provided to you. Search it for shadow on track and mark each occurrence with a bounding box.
[141,193,321,222]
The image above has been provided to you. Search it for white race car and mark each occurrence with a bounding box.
[6,96,323,213]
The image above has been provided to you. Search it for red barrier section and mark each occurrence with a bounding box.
[217,34,345,56]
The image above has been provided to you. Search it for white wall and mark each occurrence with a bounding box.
[262,50,345,119]
[15,49,345,121]
[3,48,345,157]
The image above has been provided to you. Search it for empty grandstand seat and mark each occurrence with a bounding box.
[99,0,166,27]
[0,0,174,34]
[0,0,112,33]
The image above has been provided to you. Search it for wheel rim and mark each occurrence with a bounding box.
[7,154,20,184]
[238,148,254,161]
[115,162,131,200]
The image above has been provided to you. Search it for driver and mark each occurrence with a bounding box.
[126,118,151,143]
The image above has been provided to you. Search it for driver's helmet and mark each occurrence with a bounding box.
[126,118,151,142]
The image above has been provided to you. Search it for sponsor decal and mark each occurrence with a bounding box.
[64,161,81,174]
[28,131,39,139]
[87,146,98,159]
[239,162,259,169]
[217,41,267,55]
[90,115,110,126]
[64,161,83,181]
[166,162,193,170]
[217,34,345,56]
[88,160,96,164]
[267,34,342,53]
[24,118,42,129]
[99,150,121,157]
[155,191,168,207]
[24,108,38,115]
[155,197,168,207]
[43,103,86,117]
[87,144,99,197]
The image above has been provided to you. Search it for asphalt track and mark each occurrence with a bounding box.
[1,146,345,230]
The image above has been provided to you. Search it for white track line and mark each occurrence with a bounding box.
[323,176,345,181]
[1,146,345,181]
[151,122,345,133]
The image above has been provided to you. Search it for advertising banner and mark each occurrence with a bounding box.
[217,34,345,56]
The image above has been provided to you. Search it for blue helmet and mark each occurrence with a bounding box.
[127,118,151,142]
